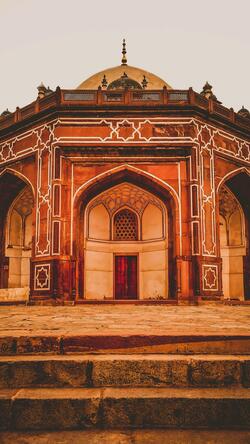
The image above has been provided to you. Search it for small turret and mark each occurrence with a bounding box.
[37,82,53,99]
[1,108,11,117]
[237,106,250,119]
[201,81,221,103]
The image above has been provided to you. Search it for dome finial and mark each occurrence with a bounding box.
[121,38,127,65]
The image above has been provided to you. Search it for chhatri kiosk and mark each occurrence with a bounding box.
[0,41,249,304]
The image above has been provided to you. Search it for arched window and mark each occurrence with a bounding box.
[113,208,138,241]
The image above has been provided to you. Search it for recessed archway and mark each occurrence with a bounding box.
[218,171,250,300]
[84,183,167,300]
[73,167,179,300]
[0,171,34,301]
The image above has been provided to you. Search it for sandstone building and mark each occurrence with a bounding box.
[0,41,249,304]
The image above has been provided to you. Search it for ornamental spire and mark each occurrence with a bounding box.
[121,38,127,65]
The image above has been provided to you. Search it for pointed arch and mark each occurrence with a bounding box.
[217,166,250,193]
[73,164,180,205]
[0,168,35,296]
[72,163,181,253]
[73,164,180,300]
[0,167,35,198]
[113,207,139,241]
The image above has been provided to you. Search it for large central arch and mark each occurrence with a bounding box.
[73,165,180,300]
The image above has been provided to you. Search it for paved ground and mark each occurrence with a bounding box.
[1,430,250,444]
[0,305,249,337]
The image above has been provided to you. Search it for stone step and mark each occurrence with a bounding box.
[2,430,250,444]
[1,334,250,355]
[1,387,250,430]
[0,354,249,389]
[0,287,28,302]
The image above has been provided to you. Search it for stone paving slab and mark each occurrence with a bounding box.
[0,305,249,354]
[1,430,250,444]
[0,305,249,336]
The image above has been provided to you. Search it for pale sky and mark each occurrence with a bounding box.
[0,0,249,112]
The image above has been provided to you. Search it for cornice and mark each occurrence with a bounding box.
[0,88,249,141]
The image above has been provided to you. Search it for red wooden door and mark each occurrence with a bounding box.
[115,255,137,299]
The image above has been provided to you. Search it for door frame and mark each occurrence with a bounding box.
[113,253,139,300]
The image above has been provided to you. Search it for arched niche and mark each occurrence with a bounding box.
[24,213,33,248]
[142,203,164,240]
[5,186,34,291]
[229,211,243,246]
[219,215,227,247]
[9,210,22,247]
[113,208,138,241]
[219,184,246,300]
[88,203,109,240]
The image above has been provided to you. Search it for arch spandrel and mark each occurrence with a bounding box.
[73,164,180,208]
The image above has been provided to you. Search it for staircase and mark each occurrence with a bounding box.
[0,350,250,431]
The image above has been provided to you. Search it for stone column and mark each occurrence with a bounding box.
[195,132,223,300]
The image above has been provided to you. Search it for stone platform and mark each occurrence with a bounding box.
[0,305,249,354]
[0,305,250,432]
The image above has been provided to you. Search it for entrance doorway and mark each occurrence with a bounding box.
[115,255,138,299]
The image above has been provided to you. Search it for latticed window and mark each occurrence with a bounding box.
[113,209,138,241]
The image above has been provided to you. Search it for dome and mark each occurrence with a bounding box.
[76,40,172,91]
[77,65,172,90]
